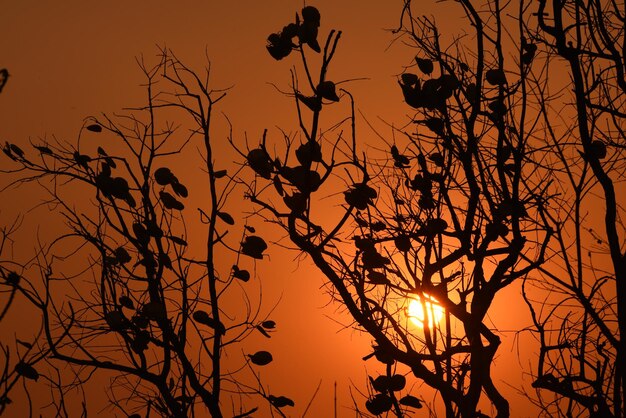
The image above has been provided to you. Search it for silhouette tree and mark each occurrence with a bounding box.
[2,2,624,417]
[241,3,553,417]
[0,50,290,417]
[520,1,626,416]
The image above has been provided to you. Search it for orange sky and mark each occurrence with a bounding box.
[0,2,541,416]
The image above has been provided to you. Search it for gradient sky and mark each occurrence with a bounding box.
[0,2,539,416]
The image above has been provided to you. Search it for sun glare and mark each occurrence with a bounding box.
[408,294,444,329]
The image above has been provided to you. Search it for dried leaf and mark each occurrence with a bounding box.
[281,165,321,193]
[142,301,166,321]
[132,315,149,329]
[367,271,390,285]
[105,311,128,331]
[146,221,163,238]
[390,145,410,167]
[371,375,389,392]
[362,249,390,269]
[366,394,392,415]
[15,361,39,381]
[344,183,377,210]
[131,332,150,353]
[273,175,284,196]
[241,235,268,259]
[107,177,130,201]
[284,192,307,213]
[485,68,507,86]
[389,374,406,391]
[296,93,322,112]
[16,339,32,349]
[423,218,448,236]
[261,320,276,329]
[269,395,295,408]
[299,6,321,53]
[429,152,444,167]
[424,118,445,135]
[159,191,184,210]
[590,140,607,159]
[73,151,91,168]
[399,395,423,409]
[217,212,235,225]
[193,310,226,335]
[394,235,411,252]
[133,223,150,245]
[5,271,20,286]
[232,266,250,282]
[373,345,394,365]
[34,145,53,155]
[295,141,322,166]
[370,221,386,231]
[256,325,271,338]
[247,148,273,179]
[114,247,132,264]
[267,32,294,60]
[159,253,172,269]
[248,350,273,366]
[400,73,419,86]
[171,181,188,198]
[119,295,134,310]
[155,167,176,186]
[317,81,339,102]
[167,235,188,246]
[415,57,434,75]
[301,6,320,26]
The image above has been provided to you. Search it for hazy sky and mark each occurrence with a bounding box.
[1,1,413,138]
[0,2,539,416]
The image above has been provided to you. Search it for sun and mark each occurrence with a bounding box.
[407,294,444,329]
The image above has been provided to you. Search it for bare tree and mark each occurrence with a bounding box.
[241,3,552,417]
[2,1,622,417]
[0,50,291,418]
[520,1,626,416]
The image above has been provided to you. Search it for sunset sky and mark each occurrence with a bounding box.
[1,2,541,416]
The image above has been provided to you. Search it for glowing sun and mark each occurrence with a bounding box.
[407,294,444,328]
